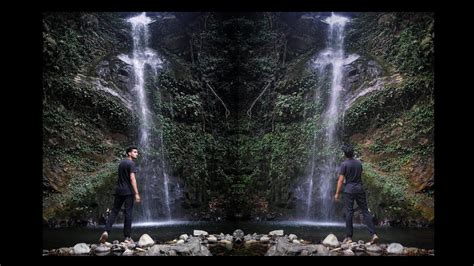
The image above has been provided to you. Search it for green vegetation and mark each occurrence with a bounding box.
[42,12,434,225]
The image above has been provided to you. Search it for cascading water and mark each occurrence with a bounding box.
[119,12,172,221]
[303,12,352,221]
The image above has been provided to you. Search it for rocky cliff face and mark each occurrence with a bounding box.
[42,12,434,225]
[341,13,434,225]
[43,12,136,224]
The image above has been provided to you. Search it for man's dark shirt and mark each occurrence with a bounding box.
[115,159,137,196]
[339,158,364,194]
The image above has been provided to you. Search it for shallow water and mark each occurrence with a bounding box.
[43,220,434,250]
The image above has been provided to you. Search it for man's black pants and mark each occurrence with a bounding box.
[104,194,134,238]
[343,192,376,238]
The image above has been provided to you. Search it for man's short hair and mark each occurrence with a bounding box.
[126,146,138,155]
[342,145,354,158]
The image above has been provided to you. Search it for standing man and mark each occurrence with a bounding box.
[99,146,141,243]
[334,145,379,244]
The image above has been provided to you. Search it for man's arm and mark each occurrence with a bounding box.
[130,172,141,203]
[334,175,345,201]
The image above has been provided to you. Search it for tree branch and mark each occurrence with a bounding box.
[205,81,230,119]
[247,81,272,119]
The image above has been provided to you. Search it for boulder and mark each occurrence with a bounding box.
[138,234,155,248]
[387,243,404,255]
[322,234,340,248]
[73,243,90,255]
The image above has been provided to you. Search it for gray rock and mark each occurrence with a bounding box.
[265,246,277,256]
[314,244,330,256]
[260,236,270,242]
[176,239,185,245]
[168,250,177,256]
[387,243,404,255]
[58,247,72,255]
[73,243,90,255]
[322,234,340,248]
[172,237,211,256]
[300,250,309,256]
[353,244,366,253]
[138,234,155,248]
[224,234,233,242]
[292,239,301,244]
[269,230,284,236]
[111,244,124,253]
[113,240,119,245]
[244,234,252,242]
[342,249,355,256]
[126,243,136,249]
[266,237,324,256]
[341,243,352,250]
[146,244,168,256]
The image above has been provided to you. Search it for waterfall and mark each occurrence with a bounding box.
[121,12,172,221]
[303,12,351,221]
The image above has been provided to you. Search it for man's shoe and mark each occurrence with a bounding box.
[342,237,353,244]
[369,234,379,244]
[99,231,108,244]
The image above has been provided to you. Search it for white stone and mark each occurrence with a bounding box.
[73,243,90,255]
[387,243,404,254]
[322,234,340,248]
[179,234,189,241]
[193,230,209,237]
[138,234,155,248]
[269,230,284,236]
